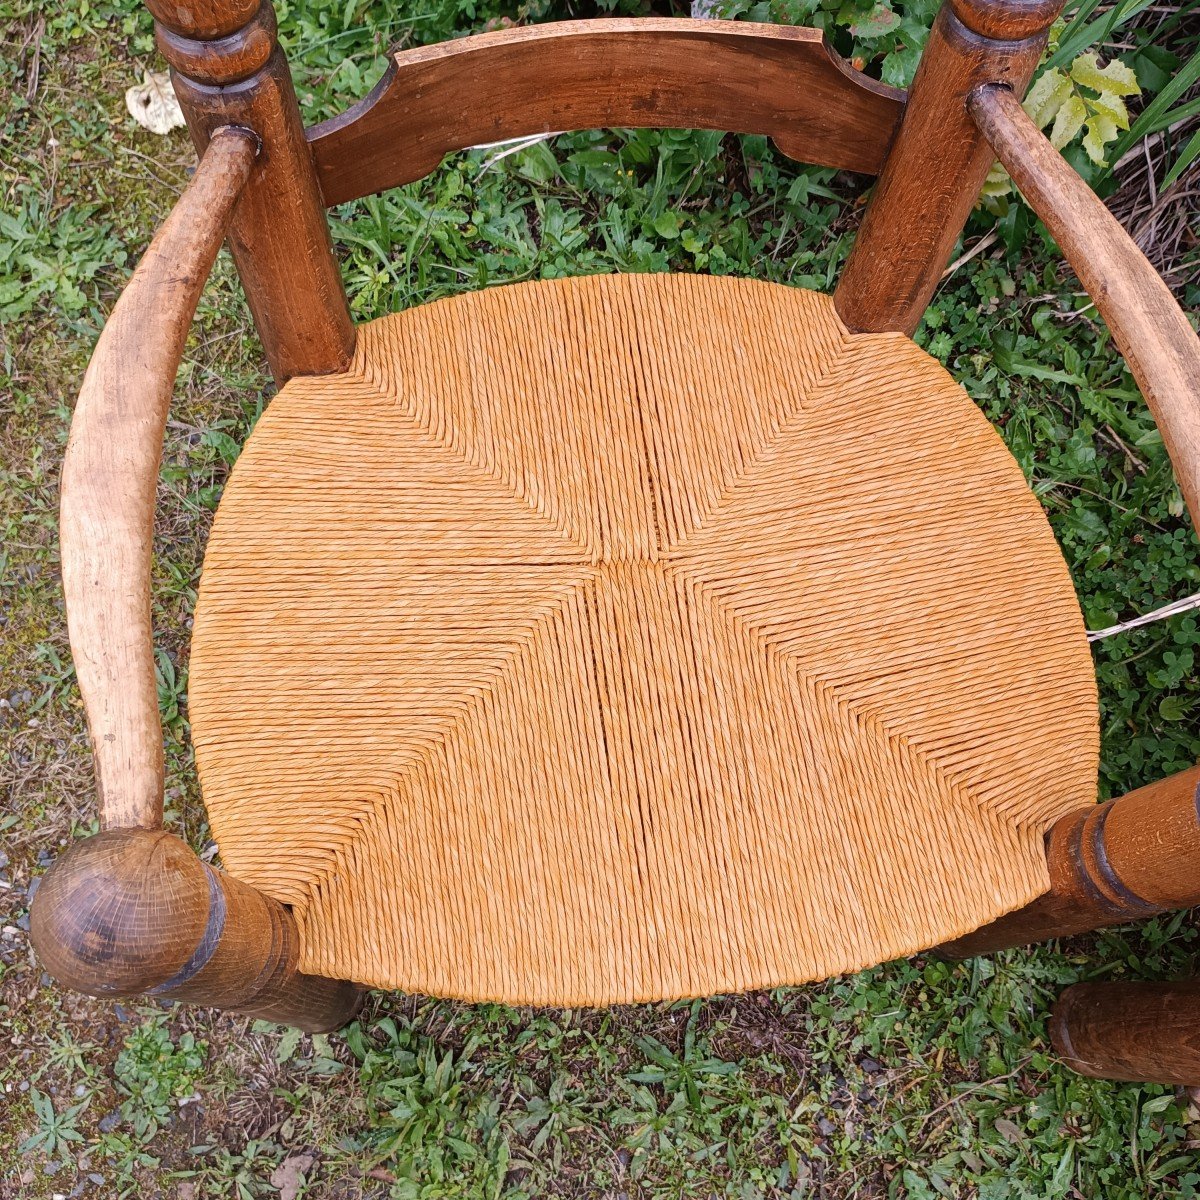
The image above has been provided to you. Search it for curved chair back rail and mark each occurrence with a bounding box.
[306,19,906,208]
[58,126,258,832]
[968,83,1200,525]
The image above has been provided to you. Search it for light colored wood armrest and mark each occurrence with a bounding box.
[60,127,258,831]
[969,83,1200,522]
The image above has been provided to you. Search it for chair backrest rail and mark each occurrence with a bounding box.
[306,19,906,208]
[148,0,1067,377]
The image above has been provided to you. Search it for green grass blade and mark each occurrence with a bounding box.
[1042,0,1107,71]
[1109,46,1200,161]
[1044,0,1157,70]
[1162,127,1200,189]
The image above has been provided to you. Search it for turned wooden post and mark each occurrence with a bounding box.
[31,831,360,1032]
[147,0,354,380]
[940,765,1200,957]
[835,0,1063,334]
[1051,980,1200,1084]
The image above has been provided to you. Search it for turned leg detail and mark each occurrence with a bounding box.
[940,765,1200,958]
[30,830,361,1033]
[1052,980,1200,1085]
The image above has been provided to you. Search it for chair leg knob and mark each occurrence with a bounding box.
[31,829,361,1033]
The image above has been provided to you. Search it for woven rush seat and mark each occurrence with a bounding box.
[189,272,1099,1005]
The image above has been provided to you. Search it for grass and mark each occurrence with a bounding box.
[1,0,1199,1196]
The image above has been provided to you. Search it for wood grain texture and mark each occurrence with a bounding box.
[939,764,1200,957]
[948,0,1063,39]
[307,18,905,207]
[835,2,1061,335]
[30,830,362,1032]
[969,83,1200,524]
[59,127,256,832]
[1052,980,1200,1084]
[143,0,257,40]
[159,0,354,380]
[189,272,1098,1005]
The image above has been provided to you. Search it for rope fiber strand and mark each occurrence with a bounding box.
[189,274,1099,1005]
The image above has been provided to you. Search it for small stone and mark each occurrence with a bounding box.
[98,1111,121,1134]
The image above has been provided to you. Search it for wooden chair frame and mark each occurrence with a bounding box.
[30,0,1200,1075]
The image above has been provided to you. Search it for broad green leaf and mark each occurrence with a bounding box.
[1024,69,1072,129]
[1070,51,1140,97]
[652,211,681,239]
[1162,128,1200,190]
[1090,93,1130,130]
[1083,112,1119,164]
[1050,93,1087,150]
[1110,46,1200,161]
[849,3,901,36]
[980,162,1013,198]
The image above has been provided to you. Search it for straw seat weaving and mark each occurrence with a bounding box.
[189,272,1099,1005]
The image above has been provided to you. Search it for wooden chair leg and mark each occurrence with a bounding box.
[834,0,1063,335]
[1052,980,1200,1084]
[939,765,1200,957]
[30,830,362,1033]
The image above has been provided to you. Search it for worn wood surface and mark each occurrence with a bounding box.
[1052,980,1200,1084]
[156,0,353,380]
[308,19,905,207]
[969,82,1200,523]
[52,150,364,1026]
[939,764,1200,957]
[30,830,362,1032]
[835,0,1061,334]
[143,0,257,39]
[59,127,256,833]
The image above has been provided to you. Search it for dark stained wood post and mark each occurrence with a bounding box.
[147,0,354,380]
[834,0,1064,335]
[939,765,1200,957]
[1052,981,1200,1084]
[31,831,362,1032]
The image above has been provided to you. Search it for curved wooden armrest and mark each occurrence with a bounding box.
[61,126,258,831]
[969,83,1200,522]
[45,130,362,1029]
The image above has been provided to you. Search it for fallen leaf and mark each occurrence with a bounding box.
[270,1152,316,1200]
[125,70,185,135]
[995,1117,1025,1144]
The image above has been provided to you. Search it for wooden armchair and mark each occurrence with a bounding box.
[31,0,1200,1088]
